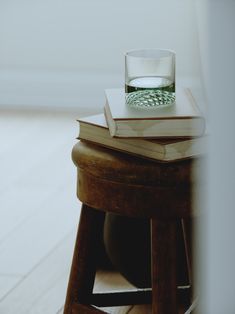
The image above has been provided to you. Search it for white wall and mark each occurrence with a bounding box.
[195,0,235,313]
[0,0,201,109]
[206,1,235,312]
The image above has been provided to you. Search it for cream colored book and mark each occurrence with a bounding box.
[77,114,206,162]
[104,87,206,138]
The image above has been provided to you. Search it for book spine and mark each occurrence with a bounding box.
[110,118,205,138]
[104,103,117,137]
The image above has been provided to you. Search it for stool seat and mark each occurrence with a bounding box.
[72,141,198,186]
[72,141,199,219]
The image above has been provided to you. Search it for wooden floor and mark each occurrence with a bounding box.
[0,109,189,314]
[0,109,81,313]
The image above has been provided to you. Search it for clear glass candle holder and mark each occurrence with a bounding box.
[125,49,176,109]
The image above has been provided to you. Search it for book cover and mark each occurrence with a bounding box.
[77,114,206,162]
[104,87,206,138]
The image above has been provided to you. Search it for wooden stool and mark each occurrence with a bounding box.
[64,141,198,314]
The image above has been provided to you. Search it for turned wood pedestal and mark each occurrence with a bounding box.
[64,141,198,314]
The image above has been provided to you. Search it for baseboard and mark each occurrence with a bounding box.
[0,70,206,119]
[0,69,122,110]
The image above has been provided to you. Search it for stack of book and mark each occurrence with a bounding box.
[77,87,206,162]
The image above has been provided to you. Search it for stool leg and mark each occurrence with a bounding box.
[181,218,193,286]
[151,219,177,314]
[64,204,105,313]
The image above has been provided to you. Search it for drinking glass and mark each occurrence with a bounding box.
[125,49,175,109]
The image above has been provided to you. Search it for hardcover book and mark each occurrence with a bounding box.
[77,114,206,162]
[104,88,205,138]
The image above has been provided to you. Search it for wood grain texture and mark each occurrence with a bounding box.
[72,141,200,186]
[151,220,178,314]
[64,205,105,313]
[0,231,76,314]
[0,183,79,275]
[0,110,80,313]
[77,169,192,219]
[72,141,200,219]
[71,303,107,314]
[0,275,22,300]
